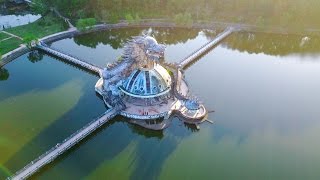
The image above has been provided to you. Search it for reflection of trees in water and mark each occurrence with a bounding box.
[111,117,200,179]
[73,28,141,49]
[27,50,44,63]
[0,68,9,81]
[73,28,200,49]
[74,28,320,56]
[202,29,220,39]
[224,32,320,56]
[128,118,198,180]
[126,118,200,139]
[150,28,199,44]
[127,122,164,139]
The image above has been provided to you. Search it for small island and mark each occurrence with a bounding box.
[95,36,207,130]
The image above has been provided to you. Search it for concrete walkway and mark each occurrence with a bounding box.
[0,45,28,68]
[0,36,13,42]
[52,8,75,29]
[1,31,23,40]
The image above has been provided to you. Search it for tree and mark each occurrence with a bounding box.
[23,33,38,49]
[174,13,193,27]
[31,0,50,15]
[76,18,97,31]
[135,14,141,23]
[125,13,134,24]
[109,13,120,23]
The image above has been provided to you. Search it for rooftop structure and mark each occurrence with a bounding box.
[95,35,208,130]
[120,64,172,98]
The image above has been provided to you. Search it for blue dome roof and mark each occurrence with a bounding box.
[121,64,172,98]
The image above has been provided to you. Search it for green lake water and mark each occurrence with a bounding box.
[1,28,320,179]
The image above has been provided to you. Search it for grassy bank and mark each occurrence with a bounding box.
[0,13,66,55]
[0,38,23,55]
[0,32,10,40]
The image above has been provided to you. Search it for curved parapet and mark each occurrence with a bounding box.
[95,78,104,95]
[0,45,29,68]
[171,69,208,124]
[174,104,207,124]
[120,111,170,120]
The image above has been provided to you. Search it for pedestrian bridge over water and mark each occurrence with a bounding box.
[36,27,235,75]
[37,43,102,74]
[8,27,236,179]
[9,108,118,180]
[178,27,235,69]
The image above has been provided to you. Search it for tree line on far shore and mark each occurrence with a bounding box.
[28,0,320,30]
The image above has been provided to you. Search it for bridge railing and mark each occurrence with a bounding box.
[179,38,214,64]
[179,28,234,67]
[37,43,102,72]
[9,108,116,179]
[40,45,97,67]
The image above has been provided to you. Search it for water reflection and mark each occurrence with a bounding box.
[0,48,201,179]
[183,122,200,132]
[169,41,320,179]
[0,1,41,30]
[3,27,320,179]
[73,28,201,49]
[125,118,200,139]
[28,118,199,179]
[0,53,106,179]
[51,28,218,67]
[0,68,9,81]
[0,14,41,30]
[224,32,320,56]
[27,50,44,63]
[127,122,164,139]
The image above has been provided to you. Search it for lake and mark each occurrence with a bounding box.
[0,14,41,30]
[1,27,320,180]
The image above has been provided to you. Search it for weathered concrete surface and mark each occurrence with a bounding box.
[0,45,29,68]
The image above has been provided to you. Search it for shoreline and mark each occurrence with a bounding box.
[2,19,320,67]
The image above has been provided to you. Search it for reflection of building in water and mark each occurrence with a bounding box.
[95,36,207,130]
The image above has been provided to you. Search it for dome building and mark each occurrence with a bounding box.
[120,63,172,100]
[95,35,207,130]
